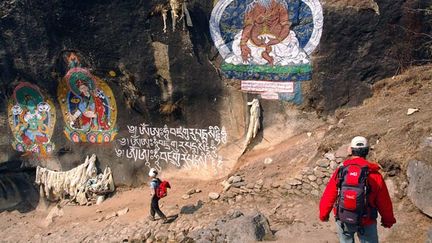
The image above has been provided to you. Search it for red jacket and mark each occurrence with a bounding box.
[319,157,396,227]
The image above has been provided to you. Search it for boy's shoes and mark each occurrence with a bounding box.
[148,216,155,221]
[162,217,168,224]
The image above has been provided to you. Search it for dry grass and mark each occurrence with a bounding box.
[319,64,432,169]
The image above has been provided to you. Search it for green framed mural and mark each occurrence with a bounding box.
[8,82,56,155]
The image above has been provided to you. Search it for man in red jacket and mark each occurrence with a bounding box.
[319,136,396,243]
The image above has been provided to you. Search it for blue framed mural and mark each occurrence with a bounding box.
[210,0,323,102]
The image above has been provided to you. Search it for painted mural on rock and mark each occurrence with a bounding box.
[210,0,323,102]
[57,53,118,143]
[8,82,56,154]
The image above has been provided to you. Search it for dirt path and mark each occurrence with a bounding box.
[0,158,429,243]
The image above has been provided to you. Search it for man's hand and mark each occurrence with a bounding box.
[320,215,329,222]
[381,222,393,228]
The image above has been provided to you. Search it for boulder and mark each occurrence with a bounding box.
[301,188,310,194]
[221,180,231,192]
[246,183,255,189]
[264,158,273,165]
[96,195,105,205]
[224,192,235,199]
[209,192,220,200]
[302,167,314,175]
[319,185,326,191]
[254,184,263,190]
[310,182,319,189]
[218,212,274,242]
[281,184,292,190]
[311,189,320,197]
[256,179,264,186]
[324,152,336,161]
[330,161,338,170]
[227,209,244,219]
[287,179,302,186]
[294,174,303,181]
[228,175,243,184]
[316,159,330,168]
[313,169,326,178]
[406,108,419,115]
[270,182,281,188]
[186,189,196,195]
[116,207,129,216]
[323,177,330,184]
[335,144,350,158]
[294,189,303,196]
[407,160,432,217]
[231,181,247,188]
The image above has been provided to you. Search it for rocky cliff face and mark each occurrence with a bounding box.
[308,0,432,112]
[0,0,230,187]
[0,0,431,190]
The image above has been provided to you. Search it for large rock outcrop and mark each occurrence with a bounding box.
[189,211,274,242]
[407,160,432,217]
[427,228,432,243]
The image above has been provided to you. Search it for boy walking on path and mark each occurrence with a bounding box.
[319,136,396,243]
[148,168,167,223]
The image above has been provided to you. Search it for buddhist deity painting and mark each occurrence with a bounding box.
[58,53,118,143]
[210,0,323,102]
[8,82,56,155]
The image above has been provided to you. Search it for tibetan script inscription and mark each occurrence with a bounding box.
[115,124,228,171]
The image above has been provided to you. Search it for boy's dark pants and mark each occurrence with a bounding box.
[150,195,166,219]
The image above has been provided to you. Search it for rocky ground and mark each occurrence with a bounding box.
[1,66,432,242]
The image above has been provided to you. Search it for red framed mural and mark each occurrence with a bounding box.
[57,53,118,143]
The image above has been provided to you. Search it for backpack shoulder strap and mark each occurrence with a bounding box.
[336,165,346,188]
[152,178,161,186]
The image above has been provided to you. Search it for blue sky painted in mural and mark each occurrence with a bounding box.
[220,0,313,50]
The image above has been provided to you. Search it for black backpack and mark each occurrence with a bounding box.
[336,164,370,226]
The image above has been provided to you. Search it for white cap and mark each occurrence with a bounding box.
[350,136,368,148]
[148,168,158,177]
